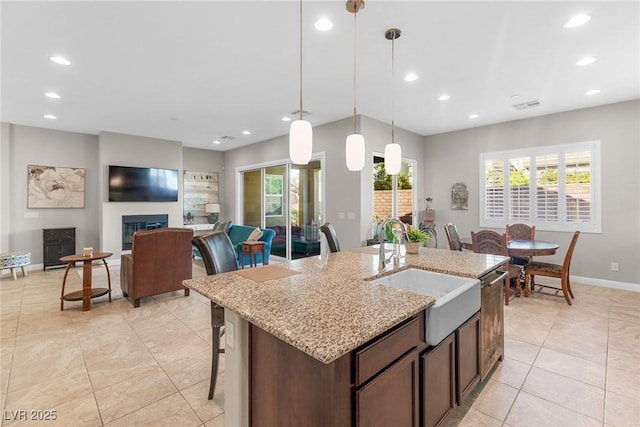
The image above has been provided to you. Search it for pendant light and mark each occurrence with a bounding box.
[345,0,365,171]
[384,28,402,175]
[289,0,312,165]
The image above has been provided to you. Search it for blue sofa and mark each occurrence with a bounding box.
[227,225,275,267]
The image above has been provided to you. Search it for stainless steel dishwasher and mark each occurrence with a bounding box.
[479,268,508,380]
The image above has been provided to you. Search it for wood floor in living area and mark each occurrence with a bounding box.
[1,263,638,426]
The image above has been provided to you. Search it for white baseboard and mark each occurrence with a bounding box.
[572,275,640,293]
[3,265,638,294]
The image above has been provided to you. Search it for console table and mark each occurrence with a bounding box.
[43,227,75,270]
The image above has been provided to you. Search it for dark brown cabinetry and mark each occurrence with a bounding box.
[249,308,482,427]
[456,311,481,403]
[355,317,420,427]
[43,227,76,270]
[421,333,455,427]
[421,311,481,427]
[250,315,421,427]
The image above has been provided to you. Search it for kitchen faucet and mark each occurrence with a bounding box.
[378,218,408,271]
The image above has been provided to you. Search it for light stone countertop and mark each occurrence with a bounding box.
[183,246,509,364]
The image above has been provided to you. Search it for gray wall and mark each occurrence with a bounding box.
[424,100,640,286]
[222,115,425,250]
[1,124,100,264]
[0,124,225,267]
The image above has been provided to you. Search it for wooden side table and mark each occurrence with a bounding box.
[241,241,267,269]
[59,252,113,311]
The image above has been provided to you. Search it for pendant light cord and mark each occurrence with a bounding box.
[299,0,303,121]
[353,10,358,133]
[391,29,395,144]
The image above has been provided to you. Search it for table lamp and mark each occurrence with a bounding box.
[205,203,221,224]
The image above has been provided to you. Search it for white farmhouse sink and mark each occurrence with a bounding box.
[370,269,481,346]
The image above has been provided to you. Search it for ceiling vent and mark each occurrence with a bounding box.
[220,135,235,141]
[512,100,541,110]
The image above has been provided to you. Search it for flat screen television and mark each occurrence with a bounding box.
[108,165,179,202]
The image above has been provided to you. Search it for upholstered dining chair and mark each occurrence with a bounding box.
[320,222,341,253]
[192,231,238,400]
[524,231,580,305]
[471,230,522,305]
[506,223,536,266]
[444,223,462,251]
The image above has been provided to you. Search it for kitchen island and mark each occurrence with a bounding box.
[183,246,508,427]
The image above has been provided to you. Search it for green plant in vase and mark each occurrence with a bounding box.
[405,227,429,254]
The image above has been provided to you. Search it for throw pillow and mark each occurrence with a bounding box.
[247,227,263,241]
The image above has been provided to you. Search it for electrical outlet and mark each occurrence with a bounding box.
[611,262,619,272]
[226,320,235,350]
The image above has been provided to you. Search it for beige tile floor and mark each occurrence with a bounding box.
[1,264,639,426]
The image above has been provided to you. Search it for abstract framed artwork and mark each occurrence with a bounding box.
[27,164,85,208]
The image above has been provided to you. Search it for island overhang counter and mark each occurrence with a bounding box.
[183,246,509,427]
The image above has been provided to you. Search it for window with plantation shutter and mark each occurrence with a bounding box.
[479,141,600,232]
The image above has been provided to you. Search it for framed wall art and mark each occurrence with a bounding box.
[451,182,469,210]
[27,164,85,208]
[183,170,219,219]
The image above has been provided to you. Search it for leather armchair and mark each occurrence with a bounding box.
[120,228,194,307]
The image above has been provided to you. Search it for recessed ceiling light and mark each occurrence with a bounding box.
[585,89,601,96]
[404,73,418,82]
[564,14,591,28]
[576,56,596,66]
[314,18,333,32]
[212,140,221,145]
[438,94,450,101]
[282,117,292,122]
[49,56,70,65]
[469,114,479,119]
[44,114,57,120]
[44,92,61,99]
[242,130,251,135]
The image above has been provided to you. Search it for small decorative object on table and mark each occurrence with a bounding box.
[82,247,93,257]
[405,226,429,254]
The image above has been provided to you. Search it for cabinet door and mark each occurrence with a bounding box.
[356,349,419,427]
[456,311,480,404]
[422,333,455,427]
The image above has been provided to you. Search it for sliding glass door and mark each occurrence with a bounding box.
[240,158,323,260]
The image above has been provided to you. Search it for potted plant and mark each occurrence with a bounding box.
[405,226,429,254]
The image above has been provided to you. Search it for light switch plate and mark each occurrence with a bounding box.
[226,320,235,350]
[339,212,345,219]
[347,212,355,220]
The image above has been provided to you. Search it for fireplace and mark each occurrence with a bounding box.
[122,214,168,250]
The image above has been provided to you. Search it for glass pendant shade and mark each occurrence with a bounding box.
[345,133,365,171]
[384,142,402,175]
[289,119,313,165]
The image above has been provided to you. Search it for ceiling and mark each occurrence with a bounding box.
[2,1,638,152]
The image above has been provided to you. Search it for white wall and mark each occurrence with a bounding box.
[424,100,640,287]
[98,132,184,257]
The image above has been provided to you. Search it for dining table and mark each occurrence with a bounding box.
[460,237,560,257]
